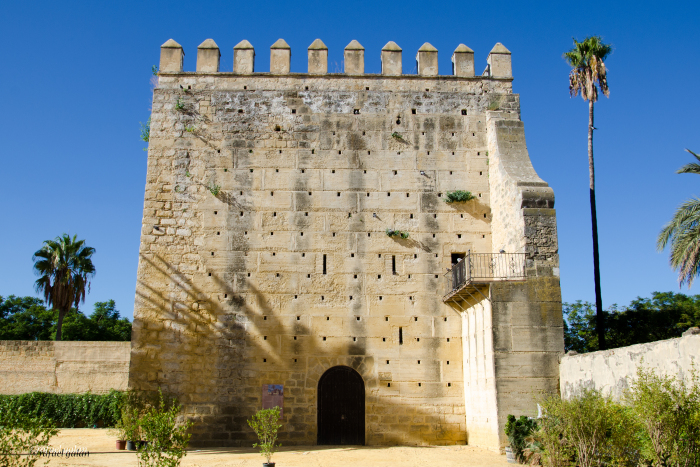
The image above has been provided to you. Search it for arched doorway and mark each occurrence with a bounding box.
[317,366,365,445]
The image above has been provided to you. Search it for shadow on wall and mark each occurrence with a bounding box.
[131,252,464,447]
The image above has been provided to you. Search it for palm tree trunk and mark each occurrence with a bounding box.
[588,100,605,350]
[55,309,65,341]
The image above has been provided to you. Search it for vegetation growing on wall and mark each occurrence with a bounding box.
[444,190,475,203]
[0,390,126,428]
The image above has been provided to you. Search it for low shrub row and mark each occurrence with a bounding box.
[0,390,126,428]
[507,367,700,466]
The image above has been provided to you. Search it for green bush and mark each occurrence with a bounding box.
[445,190,475,203]
[626,366,700,467]
[248,407,282,464]
[0,390,126,428]
[386,229,409,239]
[0,411,59,467]
[137,389,193,467]
[539,389,641,467]
[505,415,539,463]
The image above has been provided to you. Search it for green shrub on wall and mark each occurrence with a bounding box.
[0,390,126,428]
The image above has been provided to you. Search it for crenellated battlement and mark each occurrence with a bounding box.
[159,38,512,79]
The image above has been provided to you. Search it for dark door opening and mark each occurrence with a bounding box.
[317,366,365,445]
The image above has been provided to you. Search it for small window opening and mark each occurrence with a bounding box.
[264,316,267,320]
[291,109,296,114]
[264,336,267,340]
[385,317,389,321]
[392,255,396,275]
[399,327,403,344]
[217,232,220,235]
[388,383,391,387]
[297,316,300,320]
[383,338,386,342]
[323,337,326,341]
[323,254,327,274]
[263,358,266,362]
[418,360,421,364]
[379,296,383,300]
[461,109,467,115]
[412,109,416,114]
[448,383,452,387]
[351,253,355,257]
[410,214,413,219]
[447,338,450,342]
[353,109,359,114]
[418,383,422,387]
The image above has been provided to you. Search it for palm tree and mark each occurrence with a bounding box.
[32,234,96,340]
[657,149,700,287]
[564,36,612,350]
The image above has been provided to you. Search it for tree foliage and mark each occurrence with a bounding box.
[247,407,282,464]
[0,411,58,467]
[658,149,700,288]
[564,36,612,103]
[0,296,131,341]
[32,234,96,340]
[136,389,193,467]
[564,292,700,353]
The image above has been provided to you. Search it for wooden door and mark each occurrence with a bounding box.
[317,366,365,445]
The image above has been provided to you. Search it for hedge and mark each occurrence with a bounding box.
[0,390,126,428]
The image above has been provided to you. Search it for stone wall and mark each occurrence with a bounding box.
[0,341,130,395]
[130,38,563,449]
[560,332,700,400]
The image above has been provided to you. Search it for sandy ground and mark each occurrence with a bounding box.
[34,429,510,467]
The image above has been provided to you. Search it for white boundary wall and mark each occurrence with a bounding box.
[559,333,700,400]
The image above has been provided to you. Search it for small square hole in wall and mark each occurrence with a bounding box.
[433,234,436,238]
[450,171,453,175]
[473,133,475,136]
[386,360,390,364]
[273,212,277,216]
[327,316,330,320]
[397,151,400,155]
[264,336,267,340]
[332,169,335,173]
[444,317,448,322]
[414,254,417,259]
[434,214,437,218]
[354,109,359,114]
[387,383,391,387]
[452,133,455,136]
[294,295,298,299]
[309,192,312,195]
[294,336,297,340]
[208,273,211,276]
[323,337,326,341]
[263,358,266,362]
[364,170,367,174]
[312,149,315,154]
[363,131,366,135]
[418,360,421,364]
[248,272,251,277]
[435,274,439,278]
[408,274,412,279]
[383,338,386,342]
[351,253,355,257]
[484,214,487,218]
[244,231,248,235]
[297,316,300,320]
[337,192,340,196]
[279,150,282,154]
[427,151,430,155]
[387,192,391,196]
[301,232,304,236]
[425,88,429,92]
[240,211,244,216]
[271,232,274,236]
[333,232,336,237]
[264,316,267,320]
[447,338,450,342]
[378,275,381,279]
[250,169,254,172]
[307,274,311,278]
[418,383,422,387]
[244,86,247,90]
[412,109,416,114]
[448,383,452,387]
[338,151,342,155]
[356,316,360,321]
[295,358,298,363]
[410,213,414,219]
[302,252,305,256]
[366,192,370,197]
[276,273,280,277]
[272,252,276,256]
[393,170,397,175]
[333,131,336,135]
[366,87,370,90]
[368,151,371,155]
[378,254,382,258]
[240,191,243,195]
[217,232,220,235]
[460,214,463,218]
[368,233,371,237]
[379,296,383,300]
[461,109,467,115]
[292,109,296,114]
[482,235,485,238]
[305,212,309,216]
[478,152,480,155]
[409,296,413,300]
[321,296,324,300]
[414,317,418,321]
[422,132,425,135]
[354,274,358,279]
[305,86,309,90]
[353,337,357,341]
[385,317,389,321]
[211,252,214,256]
[302,169,306,173]
[458,234,462,239]
[447,361,450,365]
[214,211,218,215]
[350,296,353,300]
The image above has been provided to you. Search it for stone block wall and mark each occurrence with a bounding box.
[0,341,130,394]
[560,332,700,400]
[130,37,563,449]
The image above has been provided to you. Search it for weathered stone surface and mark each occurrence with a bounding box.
[132,40,561,451]
[0,341,130,394]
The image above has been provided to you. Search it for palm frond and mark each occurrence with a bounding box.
[564,36,612,102]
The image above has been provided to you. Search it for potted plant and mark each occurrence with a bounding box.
[110,417,128,450]
[121,408,141,451]
[137,389,193,467]
[248,407,282,467]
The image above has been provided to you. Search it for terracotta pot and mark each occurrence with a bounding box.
[116,440,126,450]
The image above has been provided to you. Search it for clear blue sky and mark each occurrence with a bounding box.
[1,1,698,321]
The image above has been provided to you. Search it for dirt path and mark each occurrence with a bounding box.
[39,429,510,467]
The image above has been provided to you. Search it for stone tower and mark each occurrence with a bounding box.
[130,38,564,450]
